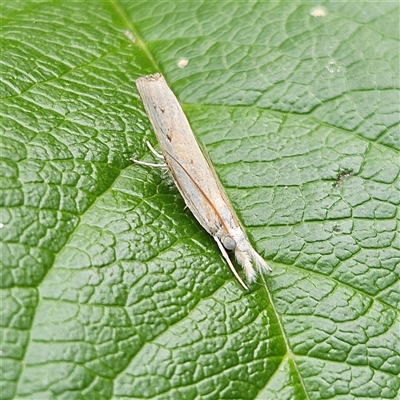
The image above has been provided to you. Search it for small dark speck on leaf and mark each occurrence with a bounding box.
[333,170,354,188]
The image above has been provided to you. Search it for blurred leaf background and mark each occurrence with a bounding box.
[1,1,399,399]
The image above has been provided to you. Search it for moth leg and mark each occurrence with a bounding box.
[131,141,166,167]
[146,140,164,159]
[131,159,166,167]
[213,237,248,290]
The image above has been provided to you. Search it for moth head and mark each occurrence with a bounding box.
[221,235,236,251]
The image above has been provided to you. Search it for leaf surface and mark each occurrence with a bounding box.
[1,1,399,399]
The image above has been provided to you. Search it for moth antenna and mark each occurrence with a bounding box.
[214,237,248,290]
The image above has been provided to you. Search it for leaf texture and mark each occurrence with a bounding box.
[1,1,399,399]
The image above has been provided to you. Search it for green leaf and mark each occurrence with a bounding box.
[1,1,399,399]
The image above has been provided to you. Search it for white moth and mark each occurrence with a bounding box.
[134,73,271,289]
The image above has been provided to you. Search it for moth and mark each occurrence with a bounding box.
[134,73,271,289]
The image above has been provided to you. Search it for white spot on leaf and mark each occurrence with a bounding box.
[325,60,344,74]
[311,7,327,17]
[124,30,135,43]
[177,58,189,68]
